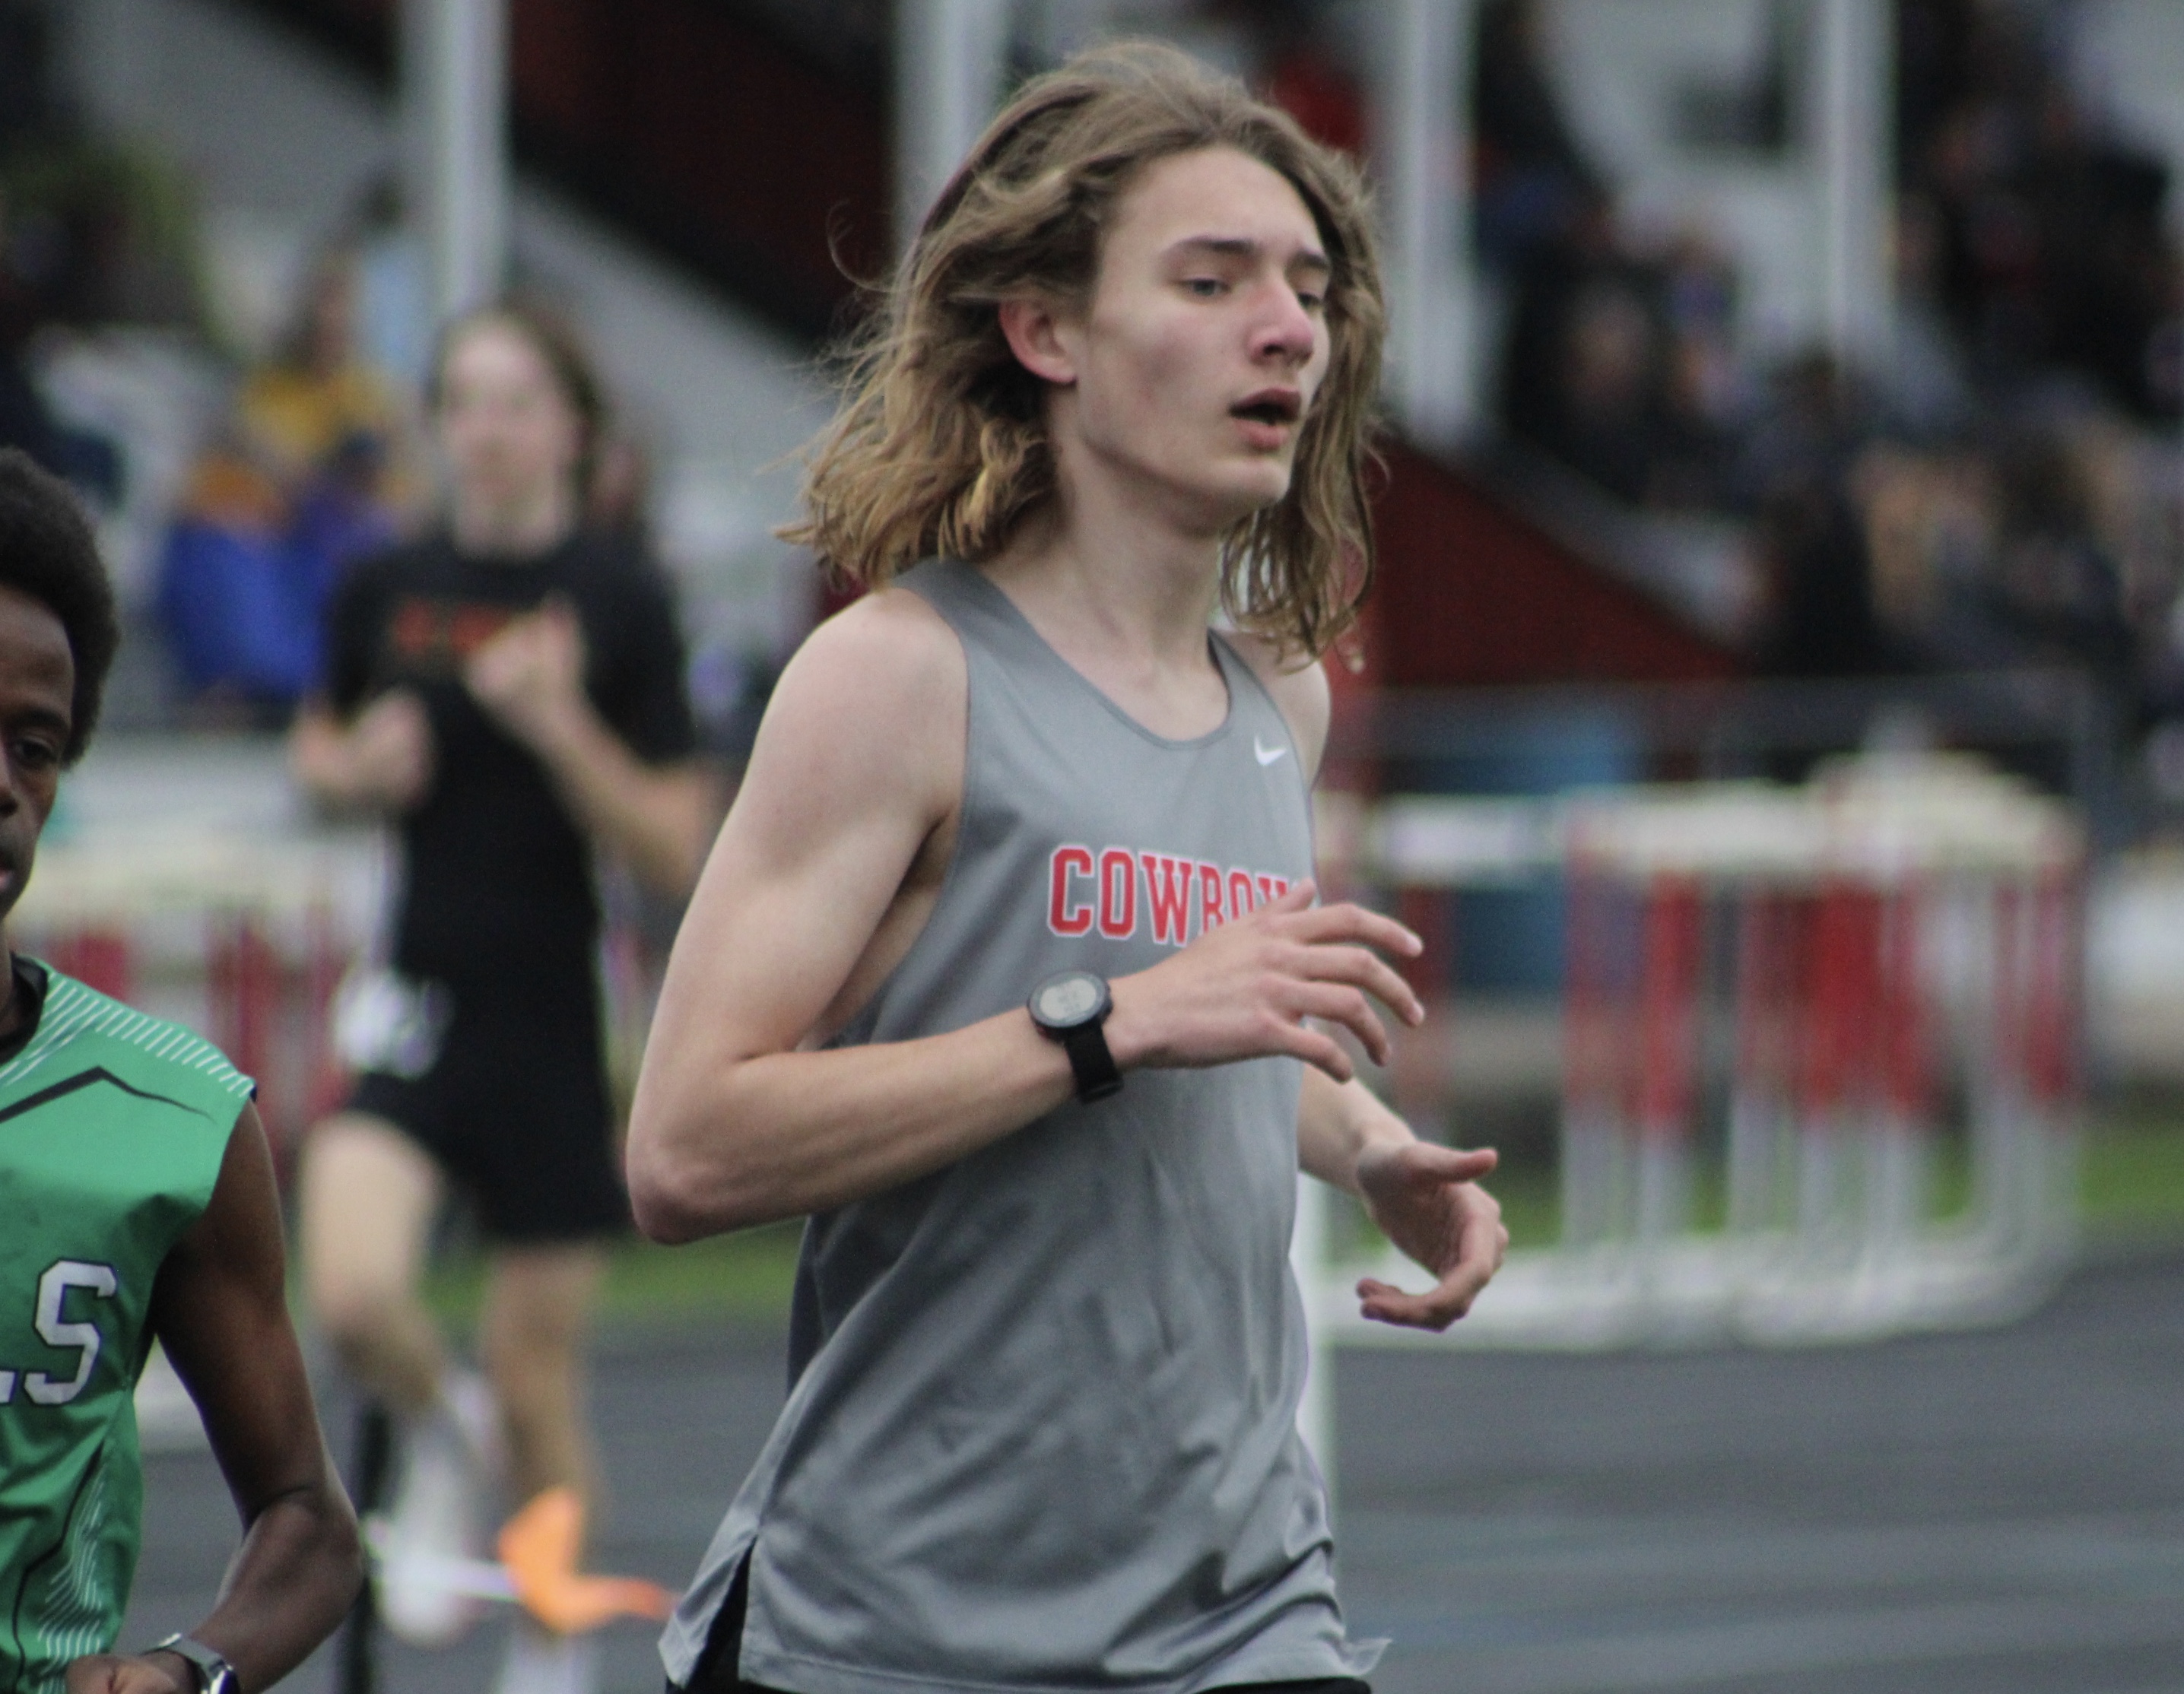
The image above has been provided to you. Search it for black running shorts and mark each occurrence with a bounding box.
[672,1562,1371,1694]
[347,963,627,1243]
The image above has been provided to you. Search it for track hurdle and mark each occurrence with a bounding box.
[9,830,383,1161]
[1293,755,2087,1382]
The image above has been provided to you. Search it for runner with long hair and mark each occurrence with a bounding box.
[630,43,1505,1694]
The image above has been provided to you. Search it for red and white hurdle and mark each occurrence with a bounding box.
[10,830,384,1164]
[1295,755,2086,1375]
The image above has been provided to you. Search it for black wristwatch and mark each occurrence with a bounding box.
[150,1635,238,1694]
[1027,970,1122,1102]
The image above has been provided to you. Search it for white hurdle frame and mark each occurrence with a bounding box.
[8,831,386,1151]
[1291,756,2086,1472]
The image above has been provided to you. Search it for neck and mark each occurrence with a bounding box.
[985,458,1230,677]
[450,481,577,557]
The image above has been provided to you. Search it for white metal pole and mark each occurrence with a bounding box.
[894,0,1013,255]
[1371,0,1476,449]
[1814,0,1894,368]
[405,0,508,325]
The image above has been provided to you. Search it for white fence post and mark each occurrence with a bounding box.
[403,0,508,322]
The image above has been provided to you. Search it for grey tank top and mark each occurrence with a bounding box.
[661,559,1380,1694]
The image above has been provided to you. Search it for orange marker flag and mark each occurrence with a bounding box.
[496,1486,677,1634]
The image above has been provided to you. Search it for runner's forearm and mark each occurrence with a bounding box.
[182,1472,360,1694]
[627,1009,1075,1240]
[148,1109,362,1692]
[522,704,718,897]
[1296,1067,1415,1195]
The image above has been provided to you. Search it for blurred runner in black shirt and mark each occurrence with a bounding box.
[322,525,698,988]
[290,301,716,1694]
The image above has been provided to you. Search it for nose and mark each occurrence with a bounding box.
[1251,280,1319,368]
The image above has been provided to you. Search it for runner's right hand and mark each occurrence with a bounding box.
[1103,880,1424,1083]
[349,690,433,811]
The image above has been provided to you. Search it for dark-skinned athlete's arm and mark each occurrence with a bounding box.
[65,1103,361,1694]
[626,590,1425,1243]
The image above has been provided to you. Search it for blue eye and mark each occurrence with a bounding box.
[1185,277,1227,298]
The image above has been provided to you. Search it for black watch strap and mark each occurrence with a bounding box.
[1027,972,1122,1104]
[151,1635,237,1694]
[1059,1020,1122,1102]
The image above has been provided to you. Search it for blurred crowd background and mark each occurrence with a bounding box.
[1477,0,2184,704]
[7,2,2182,772]
[13,0,2184,1103]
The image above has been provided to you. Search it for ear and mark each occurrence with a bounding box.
[998,297,1078,387]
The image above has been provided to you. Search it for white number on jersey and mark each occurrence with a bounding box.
[0,1260,120,1406]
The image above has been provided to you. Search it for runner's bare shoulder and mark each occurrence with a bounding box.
[743,582,969,830]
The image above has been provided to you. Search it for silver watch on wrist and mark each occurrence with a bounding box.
[150,1634,238,1694]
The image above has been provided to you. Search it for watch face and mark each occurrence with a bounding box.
[1033,972,1103,1026]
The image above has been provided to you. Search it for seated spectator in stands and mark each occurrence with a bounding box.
[0,181,59,471]
[1543,277,1659,505]
[1986,432,2135,679]
[1881,195,1978,440]
[1902,0,2181,424]
[0,186,122,503]
[159,247,420,724]
[1473,0,1606,275]
[1646,233,1745,510]
[1473,0,1747,513]
[1249,0,1365,158]
[1752,478,1890,679]
[1732,351,1883,518]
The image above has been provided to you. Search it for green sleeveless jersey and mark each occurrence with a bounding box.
[0,965,253,1694]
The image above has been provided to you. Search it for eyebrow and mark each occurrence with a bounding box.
[1167,235,1332,279]
[11,705,70,737]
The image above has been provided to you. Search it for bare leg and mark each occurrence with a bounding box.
[300,1112,446,1416]
[481,1242,604,1514]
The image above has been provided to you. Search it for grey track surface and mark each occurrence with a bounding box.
[123,1251,2184,1694]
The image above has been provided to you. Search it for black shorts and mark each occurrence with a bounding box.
[347,963,627,1244]
[684,1680,1366,1693]
[672,1559,1370,1694]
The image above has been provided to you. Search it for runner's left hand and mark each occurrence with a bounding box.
[465,598,588,749]
[1352,1140,1507,1330]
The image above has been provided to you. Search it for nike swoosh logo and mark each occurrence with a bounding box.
[1254,737,1289,766]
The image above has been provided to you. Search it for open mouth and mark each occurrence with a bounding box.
[1230,392,1302,428]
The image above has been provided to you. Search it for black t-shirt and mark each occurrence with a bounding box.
[324,528,698,991]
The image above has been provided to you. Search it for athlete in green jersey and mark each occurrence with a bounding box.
[0,449,360,1694]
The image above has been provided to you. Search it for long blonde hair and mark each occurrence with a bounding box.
[786,41,1385,658]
